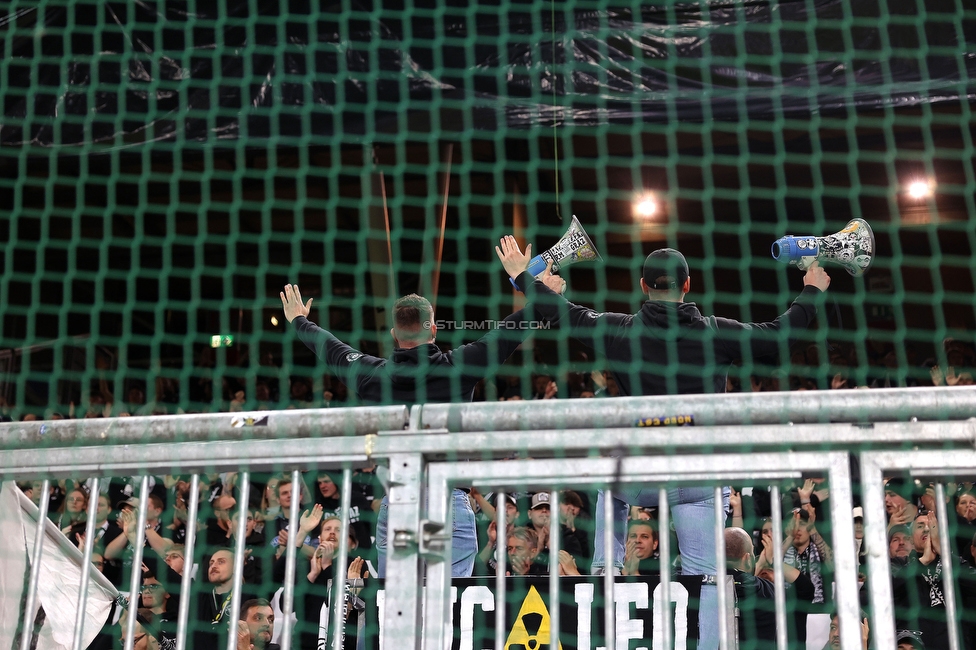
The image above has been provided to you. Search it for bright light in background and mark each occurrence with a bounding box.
[633,193,659,219]
[907,180,933,200]
[270,315,279,326]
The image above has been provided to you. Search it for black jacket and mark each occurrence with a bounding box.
[293,308,534,404]
[892,555,976,650]
[519,270,822,395]
[732,568,815,648]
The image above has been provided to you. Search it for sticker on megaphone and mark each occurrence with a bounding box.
[771,218,875,277]
[524,215,603,277]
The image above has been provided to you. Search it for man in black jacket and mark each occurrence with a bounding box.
[280,240,561,578]
[508,240,830,649]
[513,245,830,396]
[726,527,816,648]
[280,241,557,405]
[891,511,976,650]
[193,549,258,649]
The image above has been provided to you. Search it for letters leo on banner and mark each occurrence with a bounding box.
[347,576,702,650]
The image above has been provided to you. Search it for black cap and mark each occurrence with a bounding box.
[643,248,689,291]
[895,629,925,649]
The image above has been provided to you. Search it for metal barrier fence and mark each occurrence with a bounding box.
[1,387,974,650]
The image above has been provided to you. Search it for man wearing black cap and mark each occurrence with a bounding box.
[507,243,830,649]
[513,246,829,395]
[896,629,926,650]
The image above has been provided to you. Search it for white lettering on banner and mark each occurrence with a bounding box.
[615,582,649,650]
[575,583,594,650]
[377,590,384,649]
[652,582,689,650]
[378,587,458,650]
[459,586,494,650]
[324,505,361,523]
[448,587,459,650]
[375,580,690,649]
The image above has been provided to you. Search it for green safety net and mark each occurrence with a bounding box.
[1,0,974,417]
[1,0,975,647]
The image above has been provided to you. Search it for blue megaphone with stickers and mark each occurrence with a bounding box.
[771,218,875,276]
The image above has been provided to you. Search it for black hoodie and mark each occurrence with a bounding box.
[518,269,823,395]
[292,307,534,405]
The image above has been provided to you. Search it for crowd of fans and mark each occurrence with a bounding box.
[0,338,972,422]
[15,467,976,649]
[18,471,378,650]
[3,333,973,649]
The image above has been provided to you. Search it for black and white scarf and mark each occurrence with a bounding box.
[785,541,824,603]
[920,557,945,607]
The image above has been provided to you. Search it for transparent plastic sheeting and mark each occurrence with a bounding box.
[2,0,975,147]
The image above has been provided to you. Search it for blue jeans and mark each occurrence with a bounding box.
[376,488,477,578]
[592,486,730,650]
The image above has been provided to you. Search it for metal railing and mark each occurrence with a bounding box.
[1,386,974,650]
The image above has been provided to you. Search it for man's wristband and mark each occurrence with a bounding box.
[800,499,810,505]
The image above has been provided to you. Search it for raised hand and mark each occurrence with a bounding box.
[754,538,772,575]
[623,539,640,575]
[926,511,942,555]
[759,535,776,566]
[946,367,964,386]
[729,489,742,514]
[590,370,607,391]
[236,620,252,650]
[119,509,136,539]
[797,478,816,504]
[495,235,532,279]
[802,260,830,291]
[536,525,550,550]
[888,503,911,527]
[543,381,558,400]
[348,556,366,579]
[557,550,580,576]
[920,528,937,565]
[539,260,567,294]
[280,284,313,323]
[319,541,337,565]
[299,504,324,535]
[784,511,800,543]
[803,504,817,532]
[308,545,324,582]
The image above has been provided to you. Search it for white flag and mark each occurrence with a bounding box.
[0,481,119,650]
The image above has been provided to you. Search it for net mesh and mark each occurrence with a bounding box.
[1,0,974,417]
[1,0,975,647]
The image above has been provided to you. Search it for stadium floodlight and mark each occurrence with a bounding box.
[633,193,659,219]
[906,179,933,200]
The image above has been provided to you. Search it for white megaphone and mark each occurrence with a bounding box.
[511,215,603,289]
[771,218,875,276]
